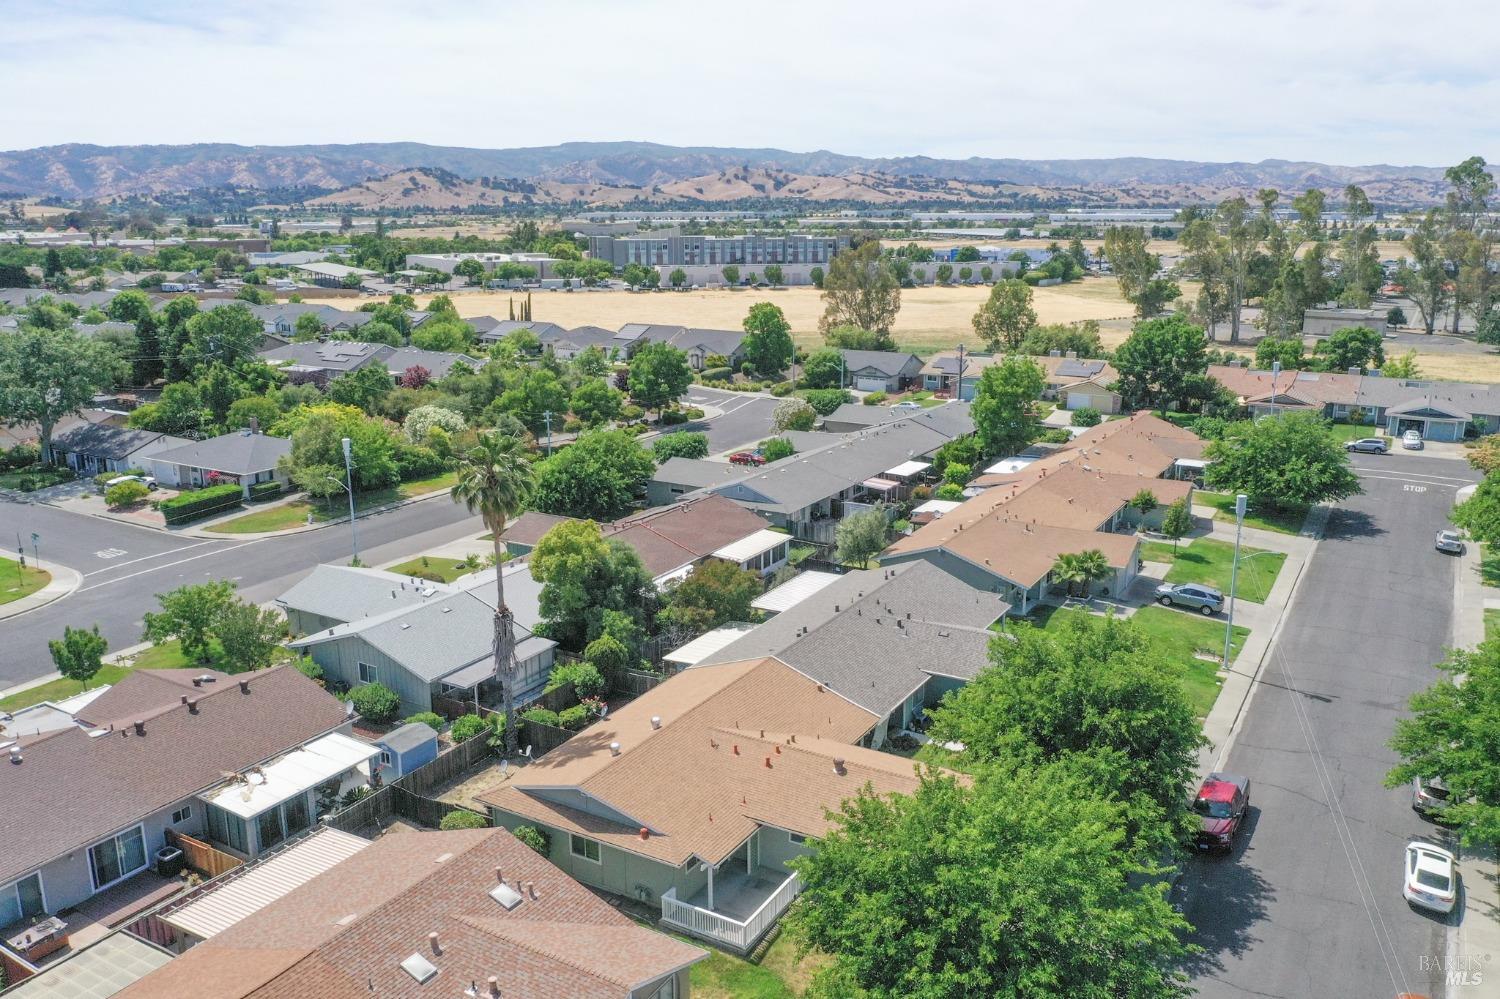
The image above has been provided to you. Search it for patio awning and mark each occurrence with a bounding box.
[751,570,842,614]
[162,829,368,941]
[912,499,962,516]
[710,529,789,564]
[883,459,931,478]
[1174,458,1209,470]
[983,456,1038,475]
[664,623,758,667]
[439,635,555,689]
[860,477,900,492]
[201,733,378,820]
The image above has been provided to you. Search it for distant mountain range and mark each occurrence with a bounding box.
[0,141,1465,206]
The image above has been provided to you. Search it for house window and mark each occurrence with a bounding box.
[788,832,807,846]
[171,804,193,825]
[257,809,285,851]
[570,834,601,863]
[89,825,148,890]
[358,662,378,684]
[380,750,393,766]
[207,802,249,854]
[0,873,45,927]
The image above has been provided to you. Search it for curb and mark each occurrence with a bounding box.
[0,563,83,622]
[178,486,458,541]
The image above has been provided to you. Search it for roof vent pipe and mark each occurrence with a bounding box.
[188,698,198,714]
[488,976,501,997]
[609,741,621,756]
[133,719,146,736]
[238,680,250,694]
[429,932,442,956]
[833,758,847,776]
[8,746,21,764]
[650,715,661,730]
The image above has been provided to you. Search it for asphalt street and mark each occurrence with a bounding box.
[0,495,483,687]
[1185,453,1480,999]
[677,385,780,455]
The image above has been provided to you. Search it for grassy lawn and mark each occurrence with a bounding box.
[690,931,825,999]
[386,555,475,583]
[208,472,458,534]
[1139,538,1286,603]
[1023,605,1246,719]
[1481,544,1500,587]
[1324,421,1389,446]
[0,640,224,712]
[1196,490,1309,536]
[0,466,74,490]
[0,555,50,606]
[1486,608,1500,642]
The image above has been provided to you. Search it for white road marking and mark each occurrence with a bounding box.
[94,548,127,559]
[76,541,261,592]
[1403,484,1427,493]
[82,540,221,576]
[1357,473,1463,488]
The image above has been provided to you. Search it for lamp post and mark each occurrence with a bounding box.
[1222,493,1247,667]
[326,436,358,565]
[1269,360,1281,414]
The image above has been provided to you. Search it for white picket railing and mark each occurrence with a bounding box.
[660,873,801,952]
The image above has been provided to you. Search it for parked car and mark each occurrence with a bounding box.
[1155,583,1224,615]
[1402,430,1425,450]
[1435,530,1465,555]
[1345,437,1389,454]
[890,401,923,411]
[1192,773,1251,852]
[1411,776,1452,819]
[106,474,157,491]
[729,451,765,466]
[1402,841,1458,913]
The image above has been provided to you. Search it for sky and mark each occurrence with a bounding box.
[4,0,1498,167]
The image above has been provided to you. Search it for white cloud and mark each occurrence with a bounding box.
[2,0,1496,166]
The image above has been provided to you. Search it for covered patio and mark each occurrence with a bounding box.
[661,866,801,954]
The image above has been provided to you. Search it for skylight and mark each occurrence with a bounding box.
[401,953,439,984]
[489,882,524,910]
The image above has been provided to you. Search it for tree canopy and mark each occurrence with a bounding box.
[627,342,693,414]
[971,279,1037,351]
[741,302,795,378]
[970,356,1045,459]
[529,520,655,651]
[819,241,901,337]
[1111,315,1209,413]
[531,429,654,520]
[1203,413,1362,509]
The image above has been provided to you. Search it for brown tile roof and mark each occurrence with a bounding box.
[0,665,348,887]
[482,657,891,866]
[502,511,575,549]
[116,829,705,999]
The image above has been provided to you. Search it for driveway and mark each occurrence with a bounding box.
[1183,454,1480,999]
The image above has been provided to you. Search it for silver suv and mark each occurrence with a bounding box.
[1155,583,1224,615]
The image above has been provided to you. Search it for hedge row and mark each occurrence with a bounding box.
[159,483,244,524]
[248,480,284,501]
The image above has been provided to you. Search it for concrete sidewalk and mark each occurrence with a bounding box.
[0,562,81,621]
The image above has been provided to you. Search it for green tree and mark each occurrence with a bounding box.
[802,347,845,388]
[803,388,852,415]
[106,289,163,383]
[1337,185,1382,308]
[1452,474,1500,544]
[293,311,325,341]
[411,318,472,351]
[622,263,654,289]
[217,601,286,673]
[1160,498,1193,552]
[1018,320,1105,358]
[763,263,784,286]
[742,302,795,378]
[759,436,795,462]
[818,241,901,337]
[529,520,655,652]
[182,303,262,373]
[0,325,124,461]
[627,342,693,415]
[1129,488,1159,520]
[823,324,894,352]
[352,319,402,347]
[834,505,890,568]
[772,397,817,432]
[1254,336,1305,369]
[721,265,741,286]
[1386,639,1500,844]
[652,431,709,462]
[453,258,487,285]
[970,356,1045,458]
[1103,226,1180,319]
[970,278,1037,351]
[452,430,536,749]
[1313,325,1384,373]
[935,262,954,285]
[531,429,654,520]
[279,403,400,497]
[669,267,688,289]
[498,369,570,434]
[143,581,238,663]
[1112,315,1208,413]
[659,560,761,635]
[48,625,108,691]
[1203,413,1361,509]
[787,764,1193,999]
[1396,210,1451,335]
[1380,349,1421,379]
[326,364,394,414]
[569,378,624,427]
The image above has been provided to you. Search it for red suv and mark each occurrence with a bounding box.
[1192,773,1251,852]
[729,451,765,466]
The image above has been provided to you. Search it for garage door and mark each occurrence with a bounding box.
[855,377,888,392]
[1066,393,1092,410]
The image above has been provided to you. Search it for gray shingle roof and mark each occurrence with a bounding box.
[476,320,569,343]
[277,565,450,625]
[384,347,484,379]
[260,340,394,372]
[379,721,438,754]
[1355,377,1500,417]
[665,327,746,357]
[145,431,291,475]
[697,562,1007,715]
[840,350,923,378]
[49,423,188,460]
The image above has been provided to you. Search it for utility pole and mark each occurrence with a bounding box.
[956,343,968,400]
[341,437,358,565]
[1269,360,1281,413]
[542,411,553,456]
[1222,493,1247,667]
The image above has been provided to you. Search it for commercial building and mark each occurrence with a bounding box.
[587,233,848,268]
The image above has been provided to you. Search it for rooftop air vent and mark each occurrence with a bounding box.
[489,881,524,910]
[400,953,439,984]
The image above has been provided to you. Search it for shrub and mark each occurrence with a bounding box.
[2,444,38,470]
[545,661,607,699]
[770,381,794,397]
[760,436,795,462]
[557,704,593,730]
[248,479,283,501]
[658,409,688,426]
[700,366,733,382]
[293,655,325,686]
[520,707,561,727]
[1037,428,1073,444]
[95,468,144,489]
[863,391,887,406]
[450,713,488,742]
[620,404,644,422]
[685,407,705,419]
[654,432,709,462]
[562,417,583,433]
[512,825,551,855]
[439,809,489,830]
[803,388,853,415]
[936,482,965,500]
[395,443,446,481]
[910,484,932,502]
[105,480,150,508]
[1070,406,1102,428]
[349,682,401,723]
[404,711,445,734]
[158,483,244,524]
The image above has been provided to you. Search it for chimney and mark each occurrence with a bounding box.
[609,741,621,756]
[526,882,537,899]
[188,698,199,714]
[249,416,260,434]
[428,932,441,956]
[488,977,501,997]
[832,758,847,776]
[180,694,189,705]
[650,715,661,730]
[238,679,250,694]
[732,744,740,755]
[495,866,503,883]
[192,676,203,687]
[133,719,146,736]
[764,756,773,768]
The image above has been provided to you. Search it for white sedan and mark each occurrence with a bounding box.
[1403,841,1458,914]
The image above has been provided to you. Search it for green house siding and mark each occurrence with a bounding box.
[303,636,434,717]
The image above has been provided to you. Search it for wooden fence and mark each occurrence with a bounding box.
[167,829,242,878]
[325,733,493,834]
[520,719,575,759]
[618,668,667,697]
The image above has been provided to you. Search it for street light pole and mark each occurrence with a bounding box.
[1222,493,1247,667]
[542,410,553,456]
[341,437,358,565]
[1269,360,1281,414]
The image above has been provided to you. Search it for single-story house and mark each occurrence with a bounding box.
[382,346,484,381]
[258,340,395,386]
[839,350,924,393]
[45,424,191,475]
[920,350,1123,412]
[373,721,439,780]
[141,429,291,498]
[476,320,571,345]
[283,563,558,718]
[617,324,748,370]
[0,666,349,943]
[247,303,374,338]
[547,324,622,360]
[482,656,934,953]
[116,828,706,999]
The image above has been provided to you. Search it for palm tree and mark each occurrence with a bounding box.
[1050,552,1084,597]
[452,431,536,753]
[1073,549,1113,599]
